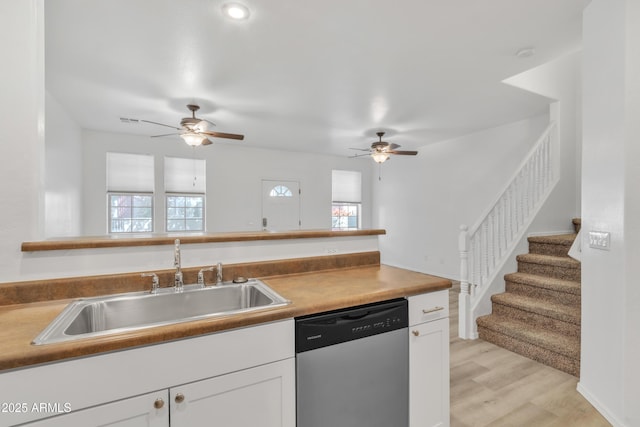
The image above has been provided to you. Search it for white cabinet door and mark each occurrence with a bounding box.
[409,317,450,427]
[170,358,295,427]
[23,390,169,427]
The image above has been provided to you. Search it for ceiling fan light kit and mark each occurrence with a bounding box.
[180,132,207,147]
[371,152,390,163]
[350,131,418,163]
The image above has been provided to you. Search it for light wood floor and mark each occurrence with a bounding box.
[448,283,611,427]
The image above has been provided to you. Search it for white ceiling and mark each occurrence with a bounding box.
[45,0,589,156]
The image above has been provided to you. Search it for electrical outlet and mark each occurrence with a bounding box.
[588,231,610,250]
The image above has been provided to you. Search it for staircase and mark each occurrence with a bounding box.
[476,218,581,376]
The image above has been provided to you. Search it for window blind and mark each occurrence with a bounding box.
[106,152,154,192]
[164,157,206,193]
[332,170,361,203]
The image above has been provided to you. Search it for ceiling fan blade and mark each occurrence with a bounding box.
[201,119,216,128]
[201,131,245,140]
[348,153,372,158]
[140,119,181,130]
[151,132,180,138]
[388,150,418,156]
[201,138,213,145]
[389,143,401,150]
[349,147,372,152]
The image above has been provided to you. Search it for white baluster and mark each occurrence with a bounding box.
[487,213,494,270]
[499,199,506,257]
[526,163,532,215]
[537,145,543,201]
[532,153,538,206]
[473,231,478,286]
[482,221,489,284]
[544,134,551,186]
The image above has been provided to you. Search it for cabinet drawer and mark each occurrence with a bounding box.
[408,290,449,325]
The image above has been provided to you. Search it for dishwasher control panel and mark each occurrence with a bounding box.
[295,298,408,353]
[353,315,404,334]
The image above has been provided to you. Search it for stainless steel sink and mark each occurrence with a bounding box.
[33,279,290,345]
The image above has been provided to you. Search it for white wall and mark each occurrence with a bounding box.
[44,91,82,236]
[373,114,549,279]
[505,51,582,231]
[0,0,377,284]
[624,2,640,423]
[78,129,373,235]
[20,236,380,281]
[0,0,44,280]
[579,1,640,425]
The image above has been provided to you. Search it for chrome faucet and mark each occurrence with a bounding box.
[216,262,223,285]
[141,272,160,294]
[174,239,183,292]
[198,266,214,288]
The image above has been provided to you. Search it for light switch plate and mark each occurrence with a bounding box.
[588,231,611,250]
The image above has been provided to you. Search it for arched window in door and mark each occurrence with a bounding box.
[269,185,293,197]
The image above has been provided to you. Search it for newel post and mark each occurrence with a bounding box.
[458,225,472,339]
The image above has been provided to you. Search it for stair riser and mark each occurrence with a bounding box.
[492,304,580,338]
[528,242,572,257]
[505,281,581,306]
[478,327,580,377]
[518,260,581,282]
[573,219,581,233]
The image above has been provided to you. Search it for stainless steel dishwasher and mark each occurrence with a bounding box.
[295,298,409,427]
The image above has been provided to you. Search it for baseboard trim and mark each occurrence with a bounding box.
[577,382,627,427]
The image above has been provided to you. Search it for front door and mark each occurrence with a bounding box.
[261,180,300,231]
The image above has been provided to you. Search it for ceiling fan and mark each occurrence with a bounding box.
[350,131,418,163]
[138,104,244,147]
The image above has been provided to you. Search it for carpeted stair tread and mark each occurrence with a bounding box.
[504,272,580,296]
[527,234,577,246]
[527,233,577,257]
[478,326,580,376]
[517,253,581,281]
[516,253,580,268]
[477,315,580,360]
[491,293,581,325]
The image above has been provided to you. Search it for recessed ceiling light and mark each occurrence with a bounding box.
[515,47,536,59]
[222,3,250,20]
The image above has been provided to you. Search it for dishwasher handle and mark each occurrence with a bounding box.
[340,311,373,321]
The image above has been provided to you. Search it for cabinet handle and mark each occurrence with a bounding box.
[422,306,444,314]
[153,398,164,409]
[175,393,185,404]
[412,330,420,337]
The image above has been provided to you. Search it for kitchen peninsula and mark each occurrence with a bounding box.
[0,242,451,426]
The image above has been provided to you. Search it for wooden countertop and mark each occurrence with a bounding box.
[21,229,385,252]
[0,265,451,372]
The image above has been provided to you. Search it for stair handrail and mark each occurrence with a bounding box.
[458,121,558,339]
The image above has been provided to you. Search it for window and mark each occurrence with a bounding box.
[166,195,205,231]
[109,194,153,233]
[269,185,293,197]
[106,152,155,233]
[164,157,206,232]
[331,170,362,230]
[332,203,360,230]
